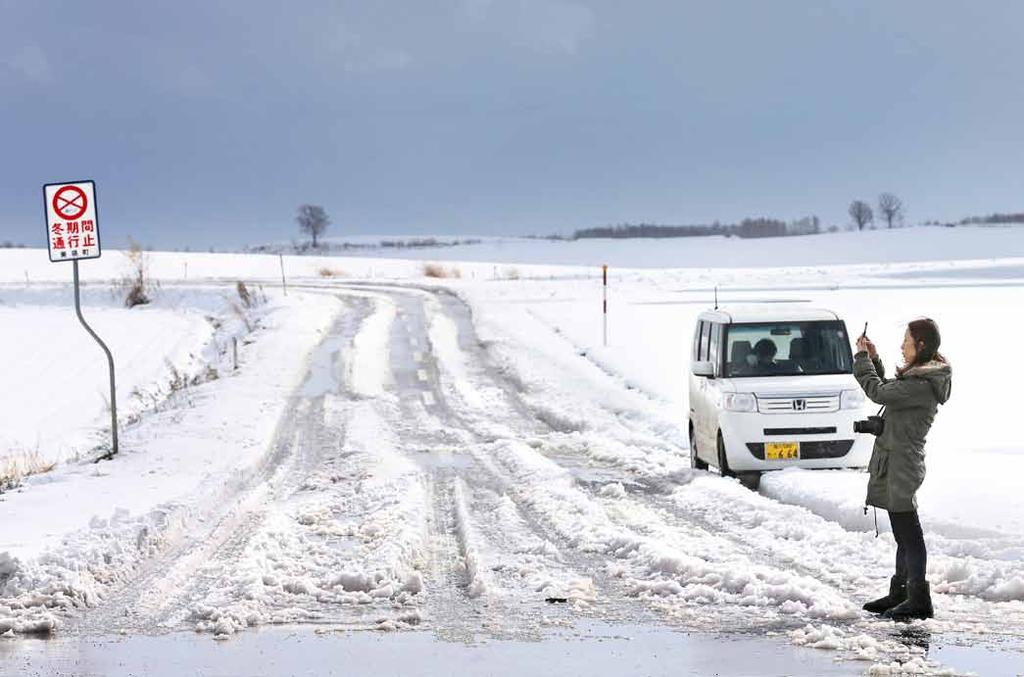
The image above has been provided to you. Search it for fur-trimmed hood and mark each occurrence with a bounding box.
[901,356,952,404]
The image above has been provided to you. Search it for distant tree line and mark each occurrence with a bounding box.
[735,217,788,239]
[570,216,821,240]
[379,237,482,249]
[1,241,28,248]
[953,212,1024,226]
[573,223,729,239]
[249,236,483,256]
[569,192,913,240]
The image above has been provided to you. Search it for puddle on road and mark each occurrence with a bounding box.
[407,446,476,472]
[0,622,863,677]
[931,640,1024,677]
[881,625,1024,677]
[300,333,346,398]
[300,296,373,399]
[536,449,651,494]
[3,623,1019,676]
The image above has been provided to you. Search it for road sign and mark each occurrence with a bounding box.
[42,178,118,457]
[43,180,100,263]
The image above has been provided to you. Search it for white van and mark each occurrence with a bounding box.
[687,306,871,485]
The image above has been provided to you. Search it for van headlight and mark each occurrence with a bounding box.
[720,393,756,412]
[841,389,866,410]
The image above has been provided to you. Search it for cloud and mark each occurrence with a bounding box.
[524,1,596,56]
[458,0,596,57]
[327,23,414,73]
[3,42,52,84]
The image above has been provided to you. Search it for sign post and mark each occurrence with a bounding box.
[44,180,118,459]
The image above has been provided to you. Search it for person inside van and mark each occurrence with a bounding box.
[854,318,952,622]
[749,338,785,375]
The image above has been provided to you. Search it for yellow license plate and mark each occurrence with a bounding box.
[766,442,799,460]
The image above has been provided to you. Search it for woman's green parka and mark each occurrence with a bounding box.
[852,351,952,512]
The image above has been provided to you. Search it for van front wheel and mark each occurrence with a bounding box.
[717,434,735,478]
[689,427,708,471]
[738,472,762,491]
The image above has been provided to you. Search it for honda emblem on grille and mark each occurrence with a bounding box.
[792,399,807,411]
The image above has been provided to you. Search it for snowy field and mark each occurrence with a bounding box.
[264,225,1024,268]
[2,226,1023,676]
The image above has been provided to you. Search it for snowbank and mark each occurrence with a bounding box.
[0,285,275,478]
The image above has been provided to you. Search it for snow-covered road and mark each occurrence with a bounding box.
[3,277,1023,675]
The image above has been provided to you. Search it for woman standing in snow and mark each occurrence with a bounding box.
[854,318,952,622]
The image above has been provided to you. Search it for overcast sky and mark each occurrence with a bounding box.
[2,1,1022,249]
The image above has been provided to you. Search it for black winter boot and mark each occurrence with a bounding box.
[883,580,934,621]
[863,576,907,614]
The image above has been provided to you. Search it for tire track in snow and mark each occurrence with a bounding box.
[187,396,429,635]
[381,288,642,637]
[418,288,772,629]
[66,295,377,636]
[403,288,706,627]
[451,477,489,599]
[421,473,480,640]
[175,294,433,636]
[386,290,548,639]
[394,288,844,617]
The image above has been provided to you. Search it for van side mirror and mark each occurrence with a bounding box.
[692,361,715,378]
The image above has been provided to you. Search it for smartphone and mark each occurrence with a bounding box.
[861,322,868,338]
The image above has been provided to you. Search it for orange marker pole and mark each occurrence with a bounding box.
[602,264,608,347]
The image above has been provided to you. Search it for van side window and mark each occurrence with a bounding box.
[700,321,712,361]
[693,321,704,362]
[709,323,722,374]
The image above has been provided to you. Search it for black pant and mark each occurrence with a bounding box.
[889,510,927,583]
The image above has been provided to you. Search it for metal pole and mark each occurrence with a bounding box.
[602,264,608,347]
[73,260,118,458]
[279,254,287,296]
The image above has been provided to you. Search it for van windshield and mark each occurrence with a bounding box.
[723,321,853,377]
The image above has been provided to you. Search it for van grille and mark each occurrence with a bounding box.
[757,394,840,414]
[764,427,837,436]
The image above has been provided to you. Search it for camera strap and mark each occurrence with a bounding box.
[862,505,880,538]
[865,406,885,538]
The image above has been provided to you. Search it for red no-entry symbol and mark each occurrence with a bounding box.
[53,185,88,220]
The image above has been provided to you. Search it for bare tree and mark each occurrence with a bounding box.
[878,193,904,229]
[849,200,874,231]
[296,204,330,248]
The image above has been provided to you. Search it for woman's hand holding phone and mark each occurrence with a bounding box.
[856,324,878,358]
